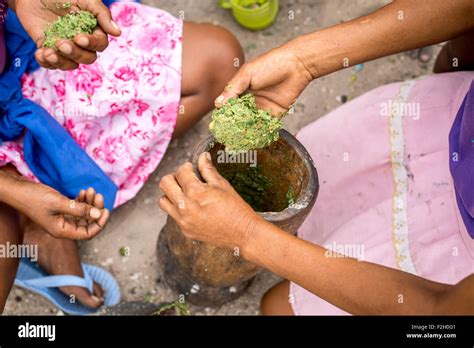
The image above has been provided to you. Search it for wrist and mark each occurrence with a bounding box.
[285,35,323,80]
[0,171,31,211]
[239,216,276,263]
[288,29,354,79]
[0,170,23,206]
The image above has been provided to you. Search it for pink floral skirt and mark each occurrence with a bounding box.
[0,2,183,206]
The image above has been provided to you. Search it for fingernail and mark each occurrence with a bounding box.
[77,37,89,47]
[205,152,212,161]
[58,43,72,55]
[111,20,121,32]
[90,207,101,219]
[91,295,102,303]
[215,95,224,106]
[46,54,58,64]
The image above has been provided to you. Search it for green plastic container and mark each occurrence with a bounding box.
[220,0,279,31]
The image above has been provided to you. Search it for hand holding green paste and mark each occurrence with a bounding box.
[209,93,283,152]
[43,10,97,49]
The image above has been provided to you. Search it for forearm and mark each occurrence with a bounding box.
[243,219,454,315]
[288,0,474,78]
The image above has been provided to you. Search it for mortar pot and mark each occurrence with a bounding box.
[157,129,319,307]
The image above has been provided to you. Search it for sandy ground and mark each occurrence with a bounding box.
[5,0,439,315]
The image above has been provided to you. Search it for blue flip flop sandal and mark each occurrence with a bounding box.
[14,258,121,315]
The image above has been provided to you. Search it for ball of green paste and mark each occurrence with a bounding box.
[210,93,282,152]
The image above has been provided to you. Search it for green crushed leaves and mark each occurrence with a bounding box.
[210,93,282,152]
[43,10,97,49]
[153,302,191,316]
[221,166,272,212]
[286,187,295,206]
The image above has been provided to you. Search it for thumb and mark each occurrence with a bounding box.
[78,0,121,37]
[58,197,102,220]
[197,152,224,185]
[214,66,251,108]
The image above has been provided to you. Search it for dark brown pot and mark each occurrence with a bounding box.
[157,130,319,307]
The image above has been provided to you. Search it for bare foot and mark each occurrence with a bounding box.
[22,188,107,309]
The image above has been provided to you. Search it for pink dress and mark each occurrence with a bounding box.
[0,1,183,207]
[291,72,474,315]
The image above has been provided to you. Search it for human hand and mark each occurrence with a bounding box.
[9,176,110,240]
[158,152,266,250]
[10,0,121,70]
[214,45,314,117]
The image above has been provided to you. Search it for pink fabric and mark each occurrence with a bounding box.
[0,2,183,206]
[291,72,474,315]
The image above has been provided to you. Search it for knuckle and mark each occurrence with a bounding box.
[205,162,216,171]
[83,54,97,65]
[76,203,88,217]
[179,219,192,233]
[186,183,201,197]
[50,224,63,237]
[34,51,44,63]
[159,175,172,189]
[183,162,193,170]
[45,193,62,210]
[158,197,166,209]
[97,40,109,52]
[177,162,192,174]
[176,197,187,211]
[240,63,252,76]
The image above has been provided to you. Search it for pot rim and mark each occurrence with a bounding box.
[230,0,273,13]
[191,129,319,223]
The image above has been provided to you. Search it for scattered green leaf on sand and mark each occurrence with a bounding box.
[210,93,282,152]
[153,301,191,316]
[119,246,129,257]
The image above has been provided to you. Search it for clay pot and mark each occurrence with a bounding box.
[157,130,319,307]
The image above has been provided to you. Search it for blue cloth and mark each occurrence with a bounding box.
[102,0,119,6]
[0,5,121,209]
[449,81,474,239]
